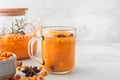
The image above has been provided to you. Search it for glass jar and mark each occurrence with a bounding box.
[0,8,37,60]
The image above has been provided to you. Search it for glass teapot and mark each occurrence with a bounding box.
[0,8,38,60]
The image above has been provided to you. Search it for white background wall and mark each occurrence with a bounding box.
[0,0,120,42]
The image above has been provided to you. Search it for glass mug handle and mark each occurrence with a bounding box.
[28,36,44,65]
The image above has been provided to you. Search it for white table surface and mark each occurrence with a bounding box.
[21,42,120,80]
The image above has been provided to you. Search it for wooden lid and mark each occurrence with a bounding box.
[0,8,28,16]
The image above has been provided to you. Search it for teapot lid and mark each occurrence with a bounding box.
[0,8,28,16]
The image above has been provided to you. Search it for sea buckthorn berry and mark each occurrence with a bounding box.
[30,77,35,80]
[41,70,47,76]
[59,62,64,67]
[39,75,44,80]
[20,78,26,80]
[0,51,13,61]
[28,77,31,80]
[11,76,16,80]
[22,65,27,69]
[69,33,74,37]
[17,61,22,67]
[6,52,12,57]
[32,75,37,80]
[9,56,13,59]
[16,74,21,79]
[16,66,21,71]
[1,52,7,57]
[38,66,43,70]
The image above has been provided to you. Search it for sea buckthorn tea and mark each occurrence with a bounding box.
[28,26,76,74]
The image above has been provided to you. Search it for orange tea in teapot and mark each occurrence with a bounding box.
[0,33,36,60]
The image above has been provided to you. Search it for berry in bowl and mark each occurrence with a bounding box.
[0,51,16,80]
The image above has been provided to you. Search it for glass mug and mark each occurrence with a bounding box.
[28,26,76,74]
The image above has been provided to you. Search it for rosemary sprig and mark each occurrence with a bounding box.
[11,18,27,35]
[1,18,27,35]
